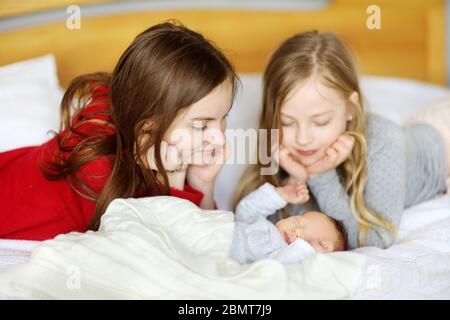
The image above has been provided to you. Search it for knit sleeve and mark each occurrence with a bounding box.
[307,115,407,249]
[235,183,287,224]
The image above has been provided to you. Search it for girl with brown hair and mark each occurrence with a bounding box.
[0,21,237,240]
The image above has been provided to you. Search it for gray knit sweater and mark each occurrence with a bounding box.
[229,183,316,264]
[283,113,448,249]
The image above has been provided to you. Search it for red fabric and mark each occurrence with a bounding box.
[0,85,203,241]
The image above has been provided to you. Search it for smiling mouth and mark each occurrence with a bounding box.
[296,149,317,157]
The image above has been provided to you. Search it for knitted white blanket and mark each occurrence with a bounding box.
[0,196,365,299]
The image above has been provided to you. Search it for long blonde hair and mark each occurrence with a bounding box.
[233,30,398,247]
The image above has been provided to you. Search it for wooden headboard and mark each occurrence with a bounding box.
[0,0,446,87]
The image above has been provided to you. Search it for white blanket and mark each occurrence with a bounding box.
[0,240,39,275]
[0,196,366,299]
[351,194,450,299]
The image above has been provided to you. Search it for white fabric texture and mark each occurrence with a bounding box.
[0,240,39,274]
[0,55,64,152]
[351,195,450,299]
[0,196,366,299]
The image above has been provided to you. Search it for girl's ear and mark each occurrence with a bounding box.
[347,91,360,121]
[349,91,360,107]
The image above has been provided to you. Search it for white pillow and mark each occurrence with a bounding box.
[0,55,64,152]
[215,74,450,211]
[361,76,450,125]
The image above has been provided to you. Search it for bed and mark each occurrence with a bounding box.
[1,0,449,299]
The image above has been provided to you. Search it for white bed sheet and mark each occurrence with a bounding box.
[352,195,450,299]
[0,240,39,274]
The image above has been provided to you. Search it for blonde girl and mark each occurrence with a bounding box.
[234,31,449,249]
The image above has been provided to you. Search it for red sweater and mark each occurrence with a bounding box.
[0,85,204,241]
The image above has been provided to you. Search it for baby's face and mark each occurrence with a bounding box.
[275,211,341,253]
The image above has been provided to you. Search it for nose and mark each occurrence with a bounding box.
[296,126,313,146]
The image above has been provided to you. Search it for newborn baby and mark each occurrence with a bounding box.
[229,182,348,264]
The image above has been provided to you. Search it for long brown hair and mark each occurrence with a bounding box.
[233,30,397,247]
[42,21,237,230]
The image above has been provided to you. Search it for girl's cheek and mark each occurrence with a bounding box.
[186,127,203,148]
[329,120,347,140]
[165,125,186,145]
[169,129,196,153]
[281,128,295,147]
[192,133,204,150]
[317,127,339,148]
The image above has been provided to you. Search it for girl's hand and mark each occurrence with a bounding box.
[186,140,230,209]
[186,140,230,186]
[276,181,310,204]
[306,134,355,178]
[273,145,308,182]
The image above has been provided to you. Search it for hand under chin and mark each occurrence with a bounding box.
[292,154,316,167]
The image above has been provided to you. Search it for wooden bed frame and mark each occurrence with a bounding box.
[0,0,446,87]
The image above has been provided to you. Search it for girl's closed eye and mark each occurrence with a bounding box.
[193,121,207,130]
[314,119,331,127]
[281,120,296,127]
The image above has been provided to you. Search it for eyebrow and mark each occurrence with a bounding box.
[189,104,233,121]
[281,110,333,119]
[311,110,334,118]
[190,117,216,121]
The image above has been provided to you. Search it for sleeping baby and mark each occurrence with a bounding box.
[229,182,348,264]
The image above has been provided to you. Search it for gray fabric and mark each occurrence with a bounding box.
[285,113,448,249]
[229,183,315,264]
